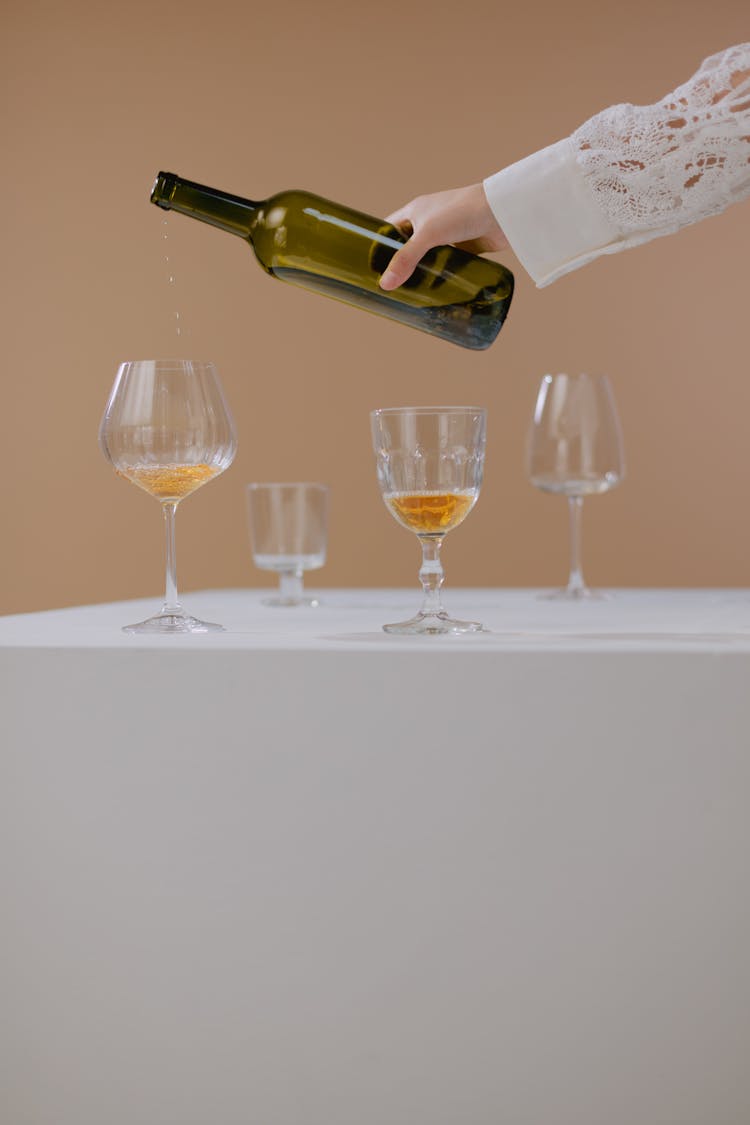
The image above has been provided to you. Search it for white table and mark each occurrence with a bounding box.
[2,589,749,1125]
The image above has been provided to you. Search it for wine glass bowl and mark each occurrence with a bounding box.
[526,373,624,599]
[246,482,330,606]
[99,359,237,633]
[371,406,487,634]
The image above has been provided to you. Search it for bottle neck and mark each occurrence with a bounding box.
[150,172,258,238]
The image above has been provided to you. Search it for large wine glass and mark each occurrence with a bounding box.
[99,359,237,633]
[370,406,487,634]
[526,373,624,599]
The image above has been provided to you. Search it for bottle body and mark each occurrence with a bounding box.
[151,172,514,350]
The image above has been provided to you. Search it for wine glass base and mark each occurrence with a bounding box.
[540,587,610,602]
[383,612,486,636]
[123,613,225,634]
[261,595,321,607]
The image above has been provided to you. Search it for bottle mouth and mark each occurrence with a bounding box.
[151,170,177,209]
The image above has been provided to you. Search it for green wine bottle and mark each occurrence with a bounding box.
[150,172,513,351]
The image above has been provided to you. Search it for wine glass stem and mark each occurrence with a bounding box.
[161,501,183,615]
[279,570,304,601]
[567,496,586,594]
[418,536,446,617]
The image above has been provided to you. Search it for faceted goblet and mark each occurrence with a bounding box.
[371,406,487,634]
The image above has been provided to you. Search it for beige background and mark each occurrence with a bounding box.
[2,0,748,615]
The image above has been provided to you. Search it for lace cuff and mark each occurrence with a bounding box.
[484,44,750,287]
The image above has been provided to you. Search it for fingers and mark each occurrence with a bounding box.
[379,203,433,290]
[380,202,421,289]
[379,234,430,290]
[384,206,414,234]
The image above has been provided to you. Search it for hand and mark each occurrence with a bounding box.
[378,183,508,290]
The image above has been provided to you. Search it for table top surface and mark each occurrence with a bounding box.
[2,588,750,654]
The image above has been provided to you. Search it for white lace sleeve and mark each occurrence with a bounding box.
[483,44,750,286]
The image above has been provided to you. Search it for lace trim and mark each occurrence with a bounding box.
[573,44,750,235]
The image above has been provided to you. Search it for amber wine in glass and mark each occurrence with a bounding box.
[371,406,487,634]
[99,359,237,633]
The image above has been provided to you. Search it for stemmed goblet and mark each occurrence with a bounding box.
[526,373,624,599]
[99,359,237,633]
[371,406,487,634]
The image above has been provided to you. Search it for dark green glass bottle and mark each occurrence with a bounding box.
[151,172,513,351]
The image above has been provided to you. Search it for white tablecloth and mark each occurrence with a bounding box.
[1,589,749,1125]
[3,585,750,651]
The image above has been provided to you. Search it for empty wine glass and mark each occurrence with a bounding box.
[371,406,487,634]
[99,359,237,633]
[246,482,330,606]
[526,372,624,599]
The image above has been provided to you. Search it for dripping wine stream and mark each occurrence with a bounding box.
[162,217,185,340]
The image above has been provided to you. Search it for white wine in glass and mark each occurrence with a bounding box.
[371,406,487,634]
[99,359,237,633]
[526,373,624,599]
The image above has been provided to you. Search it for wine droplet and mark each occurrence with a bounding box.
[161,217,188,341]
